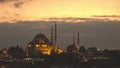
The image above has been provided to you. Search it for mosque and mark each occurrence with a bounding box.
[25,23,80,56]
[25,23,63,56]
[67,33,80,53]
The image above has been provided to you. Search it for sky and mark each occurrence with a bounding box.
[0,21,120,50]
[0,0,120,22]
[0,0,120,50]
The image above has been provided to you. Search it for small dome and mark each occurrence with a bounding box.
[67,44,78,52]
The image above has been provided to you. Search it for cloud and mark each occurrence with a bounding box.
[42,17,120,24]
[92,15,120,17]
[0,13,22,23]
[14,1,24,8]
[0,0,5,2]
[0,0,8,2]
[14,13,20,16]
[0,0,17,3]
[0,0,32,8]
[1,16,120,23]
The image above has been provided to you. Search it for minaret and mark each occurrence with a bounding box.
[73,36,75,45]
[54,22,57,52]
[51,26,54,45]
[77,32,80,50]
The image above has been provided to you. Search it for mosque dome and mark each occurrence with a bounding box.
[34,33,48,39]
[32,33,51,45]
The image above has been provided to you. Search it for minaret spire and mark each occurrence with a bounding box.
[51,26,54,45]
[77,32,80,50]
[54,22,57,52]
[73,35,75,45]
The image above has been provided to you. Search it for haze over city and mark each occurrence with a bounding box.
[0,0,120,49]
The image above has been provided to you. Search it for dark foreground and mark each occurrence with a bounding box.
[0,60,120,68]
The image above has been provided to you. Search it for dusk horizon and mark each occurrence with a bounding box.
[0,0,120,22]
[0,0,120,51]
[1,0,120,68]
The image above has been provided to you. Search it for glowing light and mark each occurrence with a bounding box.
[1,65,6,68]
[28,45,32,47]
[36,44,40,47]
[42,44,47,47]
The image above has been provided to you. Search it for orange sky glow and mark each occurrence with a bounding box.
[0,0,120,22]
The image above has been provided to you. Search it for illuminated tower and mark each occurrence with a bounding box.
[77,32,80,51]
[51,26,54,45]
[54,22,57,52]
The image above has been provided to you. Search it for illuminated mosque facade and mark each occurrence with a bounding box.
[26,23,63,56]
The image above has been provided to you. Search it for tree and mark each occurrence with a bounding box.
[8,45,25,58]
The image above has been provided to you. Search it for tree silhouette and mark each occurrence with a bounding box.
[8,46,25,58]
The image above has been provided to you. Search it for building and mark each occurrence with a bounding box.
[26,23,63,56]
[67,33,80,53]
[26,33,54,56]
[67,36,78,53]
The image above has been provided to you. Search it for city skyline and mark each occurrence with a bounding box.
[0,0,120,68]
